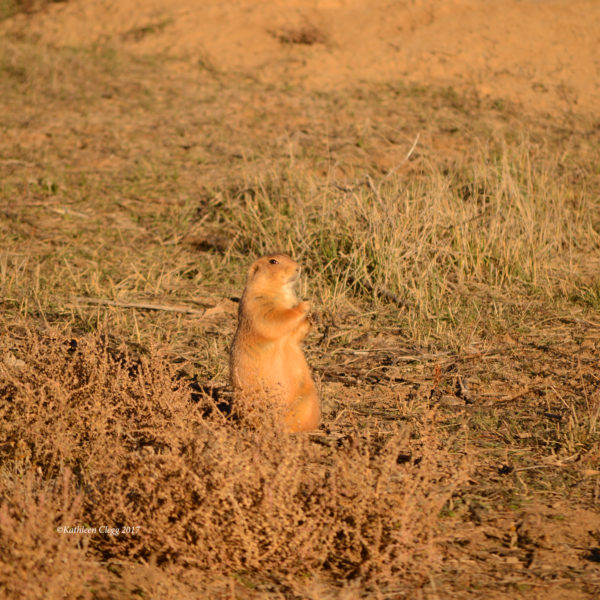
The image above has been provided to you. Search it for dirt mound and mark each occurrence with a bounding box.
[4,0,599,115]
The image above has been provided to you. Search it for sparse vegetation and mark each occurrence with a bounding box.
[0,0,62,20]
[0,12,599,600]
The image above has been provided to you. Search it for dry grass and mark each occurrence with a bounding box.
[0,30,599,599]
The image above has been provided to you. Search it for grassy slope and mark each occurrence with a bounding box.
[0,33,599,599]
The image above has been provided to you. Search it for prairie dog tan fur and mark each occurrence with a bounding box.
[229,253,320,432]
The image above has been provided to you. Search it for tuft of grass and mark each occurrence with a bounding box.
[204,138,598,346]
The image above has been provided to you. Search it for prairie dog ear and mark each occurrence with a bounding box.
[248,262,260,278]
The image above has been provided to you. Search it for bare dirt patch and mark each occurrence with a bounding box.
[3,0,599,115]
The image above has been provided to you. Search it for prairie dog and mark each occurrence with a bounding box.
[229,253,320,432]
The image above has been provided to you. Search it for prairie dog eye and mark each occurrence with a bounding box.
[269,259,279,265]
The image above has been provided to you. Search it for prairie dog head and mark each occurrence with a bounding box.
[244,253,301,304]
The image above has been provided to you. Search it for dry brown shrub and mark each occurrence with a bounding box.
[0,322,466,590]
[0,469,113,599]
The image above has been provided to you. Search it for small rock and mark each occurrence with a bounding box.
[4,353,25,369]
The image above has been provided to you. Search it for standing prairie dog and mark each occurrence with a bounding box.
[229,253,320,432]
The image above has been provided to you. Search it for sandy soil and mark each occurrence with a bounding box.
[4,0,599,116]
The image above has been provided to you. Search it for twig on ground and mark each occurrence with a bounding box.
[48,206,90,219]
[0,159,35,166]
[493,387,532,403]
[382,133,421,181]
[74,296,206,316]
[403,133,420,162]
[337,349,450,361]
